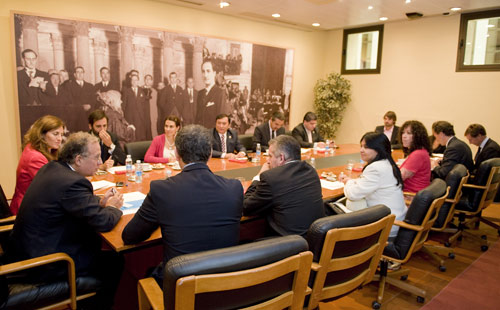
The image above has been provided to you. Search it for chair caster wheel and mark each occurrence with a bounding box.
[481,235,487,240]
[449,253,455,259]
[439,265,446,272]
[372,301,381,309]
[400,275,408,281]
[481,245,488,251]
[444,242,451,247]
[417,296,425,303]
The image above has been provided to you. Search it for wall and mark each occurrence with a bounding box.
[325,14,500,151]
[0,0,327,196]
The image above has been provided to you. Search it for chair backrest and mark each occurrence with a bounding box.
[163,235,312,310]
[305,205,395,309]
[433,164,469,229]
[459,158,500,213]
[0,185,11,219]
[384,179,448,262]
[238,134,253,152]
[124,140,152,162]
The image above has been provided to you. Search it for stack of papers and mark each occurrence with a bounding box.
[91,180,115,191]
[320,179,344,190]
[121,192,146,215]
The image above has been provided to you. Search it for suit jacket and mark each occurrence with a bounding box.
[432,136,474,179]
[243,161,324,237]
[211,128,246,158]
[94,80,119,109]
[122,163,243,279]
[89,130,127,165]
[63,79,96,132]
[122,86,152,141]
[375,125,401,149]
[195,85,229,128]
[181,87,198,125]
[17,68,49,107]
[10,161,122,275]
[157,85,183,129]
[292,123,324,148]
[474,138,500,173]
[252,121,285,151]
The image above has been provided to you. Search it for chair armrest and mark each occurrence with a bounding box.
[138,277,164,310]
[403,191,416,197]
[393,220,423,232]
[462,183,487,190]
[311,262,321,272]
[0,215,16,225]
[0,224,13,233]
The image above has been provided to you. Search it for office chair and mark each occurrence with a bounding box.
[138,235,312,310]
[305,205,395,310]
[453,158,500,251]
[238,134,253,152]
[125,140,152,162]
[372,179,448,308]
[0,185,14,225]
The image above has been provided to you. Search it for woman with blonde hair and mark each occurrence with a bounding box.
[10,115,65,214]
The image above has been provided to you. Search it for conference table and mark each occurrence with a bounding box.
[94,143,366,252]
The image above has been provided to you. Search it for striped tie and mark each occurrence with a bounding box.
[221,134,226,153]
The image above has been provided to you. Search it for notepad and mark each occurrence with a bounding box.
[121,192,146,215]
[91,180,115,191]
[320,179,344,190]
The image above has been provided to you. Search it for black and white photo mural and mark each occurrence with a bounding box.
[13,12,294,145]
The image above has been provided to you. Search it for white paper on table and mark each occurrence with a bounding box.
[91,180,115,191]
[432,153,444,158]
[107,166,127,174]
[301,148,311,154]
[320,179,344,190]
[121,192,147,215]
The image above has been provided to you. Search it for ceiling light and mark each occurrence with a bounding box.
[312,23,320,27]
[368,5,373,10]
[487,24,494,28]
[405,0,411,3]
[272,13,280,18]
[219,1,230,8]
[450,7,462,12]
[379,17,388,21]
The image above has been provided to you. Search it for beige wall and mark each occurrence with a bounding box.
[0,0,327,196]
[325,15,500,150]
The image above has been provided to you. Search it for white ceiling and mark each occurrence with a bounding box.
[150,0,500,31]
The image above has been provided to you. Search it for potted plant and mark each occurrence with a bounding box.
[313,72,351,139]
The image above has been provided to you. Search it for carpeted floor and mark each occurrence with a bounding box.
[420,239,500,310]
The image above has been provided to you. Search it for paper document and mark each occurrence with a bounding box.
[91,180,115,191]
[320,179,344,190]
[301,148,311,154]
[121,192,146,215]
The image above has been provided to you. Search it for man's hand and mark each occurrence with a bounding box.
[236,152,246,158]
[99,158,114,171]
[225,153,237,160]
[258,162,271,175]
[100,188,123,208]
[99,130,113,147]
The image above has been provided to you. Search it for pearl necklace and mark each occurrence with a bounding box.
[165,136,175,150]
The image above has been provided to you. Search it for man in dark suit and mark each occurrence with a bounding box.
[211,113,246,159]
[464,124,500,174]
[17,49,50,134]
[94,67,119,110]
[195,60,230,128]
[243,135,324,237]
[63,66,96,132]
[88,110,126,169]
[431,121,474,179]
[292,111,329,148]
[122,125,243,284]
[157,72,184,125]
[181,77,198,125]
[122,74,151,141]
[37,72,68,119]
[375,111,401,149]
[10,132,124,309]
[252,112,286,151]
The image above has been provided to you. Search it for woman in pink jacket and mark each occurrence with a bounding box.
[10,115,65,214]
[144,115,181,163]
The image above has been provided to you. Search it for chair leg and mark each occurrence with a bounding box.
[462,230,490,251]
[480,217,500,232]
[421,245,451,271]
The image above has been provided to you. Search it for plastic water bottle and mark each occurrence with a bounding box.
[255,143,261,163]
[313,142,318,154]
[325,139,330,153]
[125,155,133,179]
[135,160,143,183]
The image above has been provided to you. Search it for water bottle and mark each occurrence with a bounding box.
[135,160,143,183]
[313,142,318,154]
[255,143,261,163]
[125,155,133,179]
[325,139,330,153]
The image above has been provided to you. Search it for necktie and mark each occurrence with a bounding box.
[189,89,193,102]
[103,82,108,87]
[475,147,482,163]
[133,87,137,96]
[272,131,276,139]
[221,134,226,153]
[27,69,35,78]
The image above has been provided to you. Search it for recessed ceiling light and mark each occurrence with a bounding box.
[219,1,230,8]
[368,5,373,10]
[312,23,320,27]
[405,0,411,3]
[379,17,388,21]
[487,24,494,28]
[272,13,281,18]
[450,7,462,12]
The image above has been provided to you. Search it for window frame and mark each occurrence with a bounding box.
[456,9,500,72]
[341,24,384,75]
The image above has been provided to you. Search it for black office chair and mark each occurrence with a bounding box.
[0,185,13,223]
[238,134,253,152]
[124,140,152,162]
[453,157,500,251]
[305,205,395,310]
[138,235,312,310]
[372,179,448,308]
